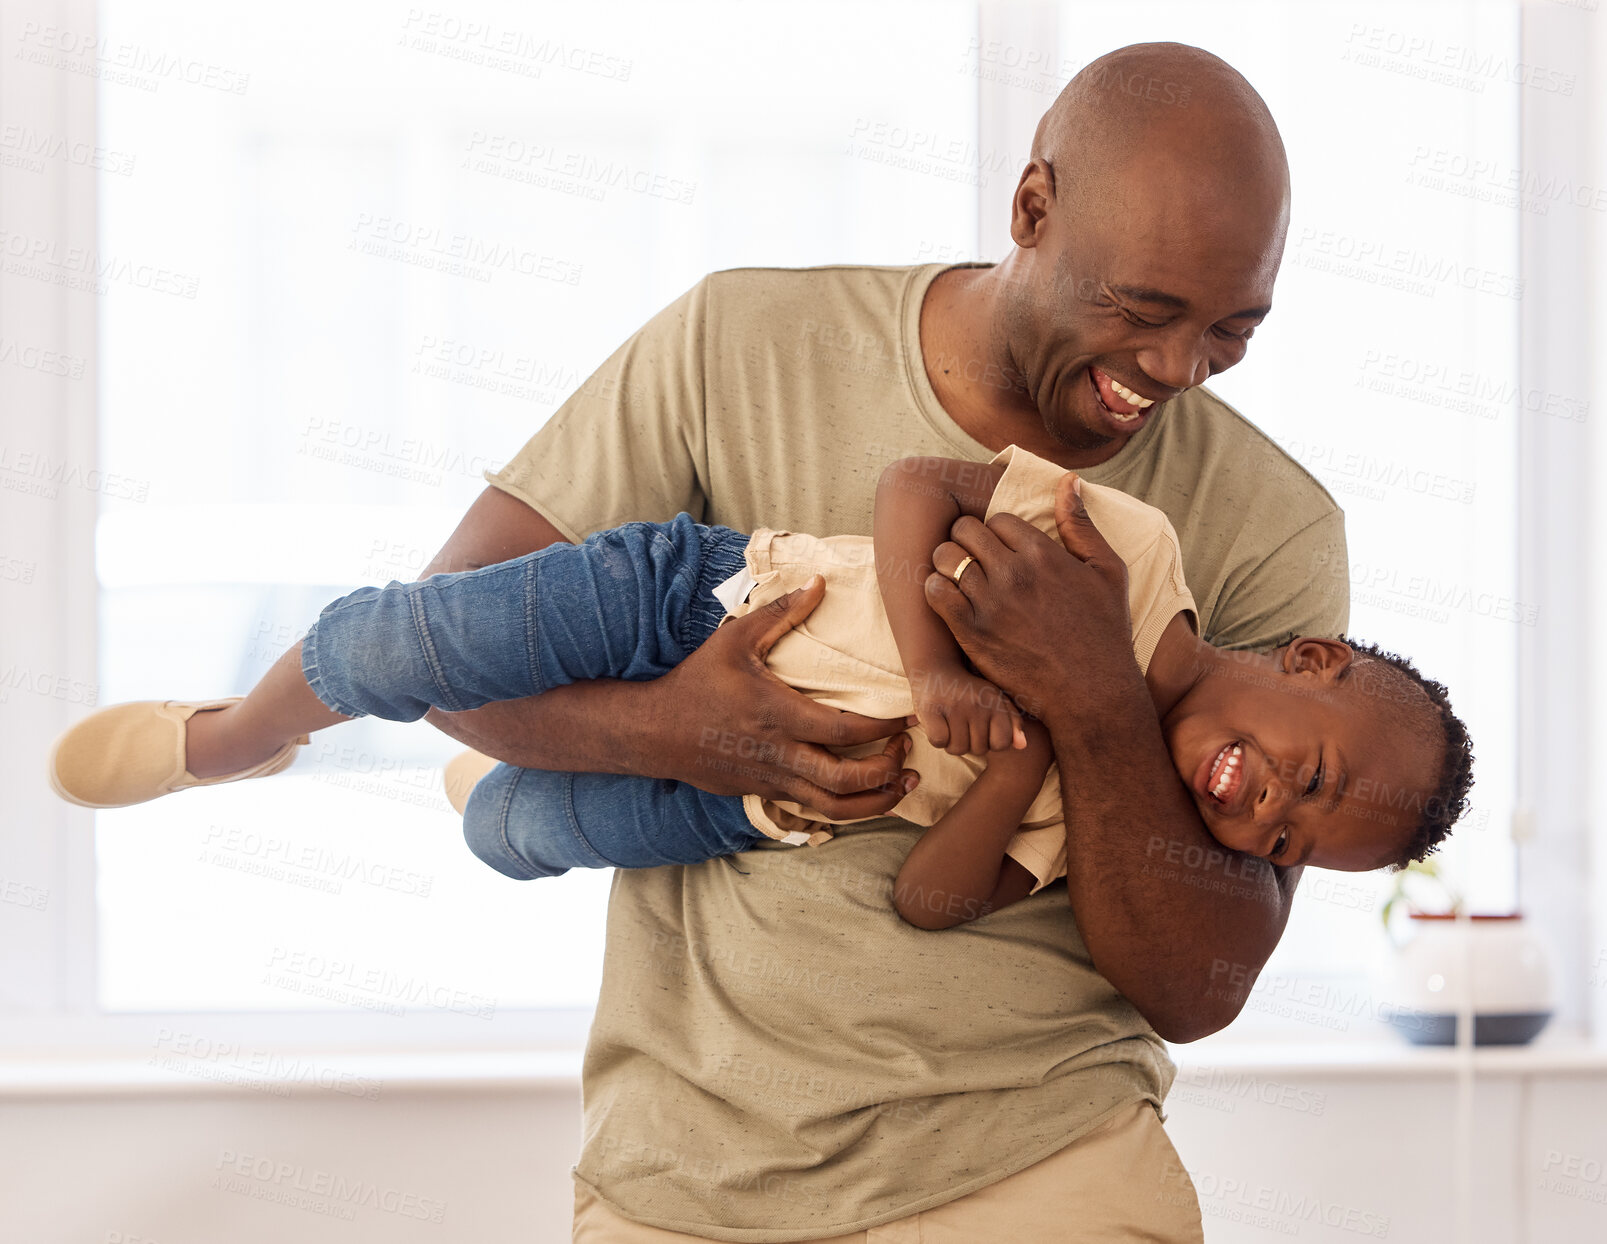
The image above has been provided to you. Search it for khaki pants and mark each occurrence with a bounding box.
[573,1100,1204,1243]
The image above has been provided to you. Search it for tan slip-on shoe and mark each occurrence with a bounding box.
[442,749,499,816]
[48,698,310,810]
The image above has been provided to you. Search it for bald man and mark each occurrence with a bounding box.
[425,43,1345,1243]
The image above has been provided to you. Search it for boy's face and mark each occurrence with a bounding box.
[1159,640,1440,872]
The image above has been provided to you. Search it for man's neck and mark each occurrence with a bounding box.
[918,263,1128,471]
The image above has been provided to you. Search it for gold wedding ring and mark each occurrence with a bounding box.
[950,555,976,585]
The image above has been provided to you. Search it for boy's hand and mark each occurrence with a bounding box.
[909,664,1026,756]
[984,713,1053,770]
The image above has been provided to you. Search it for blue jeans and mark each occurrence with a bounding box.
[300,515,764,879]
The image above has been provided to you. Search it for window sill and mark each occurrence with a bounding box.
[1173,1030,1607,1077]
[0,1047,583,1098]
[7,1033,1607,1099]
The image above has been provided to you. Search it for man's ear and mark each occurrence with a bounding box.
[1279,637,1354,682]
[1009,159,1055,249]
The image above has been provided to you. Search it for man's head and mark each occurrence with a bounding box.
[997,43,1291,457]
[1158,637,1474,872]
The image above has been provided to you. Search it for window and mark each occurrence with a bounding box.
[90,0,978,1020]
[6,0,1584,1058]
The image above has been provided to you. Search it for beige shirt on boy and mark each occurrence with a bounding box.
[730,442,1198,894]
[488,263,1348,1240]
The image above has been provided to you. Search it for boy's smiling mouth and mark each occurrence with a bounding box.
[1199,741,1245,811]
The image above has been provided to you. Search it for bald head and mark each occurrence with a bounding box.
[970,44,1293,462]
[1033,43,1289,217]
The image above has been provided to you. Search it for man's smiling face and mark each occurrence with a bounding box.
[1005,162,1288,455]
[998,45,1292,459]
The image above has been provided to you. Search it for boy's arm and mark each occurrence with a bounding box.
[875,457,1023,754]
[892,719,1053,930]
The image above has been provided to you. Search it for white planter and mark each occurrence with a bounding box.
[1382,914,1555,1046]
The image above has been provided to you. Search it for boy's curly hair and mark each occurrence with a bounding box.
[1338,637,1474,869]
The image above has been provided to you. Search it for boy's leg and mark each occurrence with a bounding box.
[188,516,748,777]
[302,514,748,717]
[462,762,762,879]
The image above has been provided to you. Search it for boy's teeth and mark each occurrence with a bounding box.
[1210,743,1243,799]
[1108,379,1155,408]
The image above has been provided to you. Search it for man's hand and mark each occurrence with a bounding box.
[923,474,1141,727]
[428,574,919,822]
[648,575,921,815]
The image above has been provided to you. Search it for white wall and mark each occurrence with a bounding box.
[5,1062,1606,1242]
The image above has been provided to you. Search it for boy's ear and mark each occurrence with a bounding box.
[1279,637,1354,681]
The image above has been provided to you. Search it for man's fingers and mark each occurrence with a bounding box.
[791,700,918,748]
[923,572,975,630]
[785,768,918,822]
[747,574,825,659]
[948,514,1015,566]
[1053,473,1118,569]
[929,540,980,586]
[784,737,917,799]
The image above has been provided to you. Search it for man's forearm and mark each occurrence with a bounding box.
[1046,682,1295,1043]
[424,680,665,776]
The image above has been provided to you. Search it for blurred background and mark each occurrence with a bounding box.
[1,0,1602,1240]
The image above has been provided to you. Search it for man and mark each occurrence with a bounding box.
[423,42,1346,1242]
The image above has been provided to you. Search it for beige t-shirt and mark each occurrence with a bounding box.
[488,264,1348,1240]
[731,443,1198,894]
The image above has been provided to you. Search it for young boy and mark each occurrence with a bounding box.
[50,446,1474,929]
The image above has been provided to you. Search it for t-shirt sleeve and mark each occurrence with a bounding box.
[482,281,711,541]
[1207,508,1351,651]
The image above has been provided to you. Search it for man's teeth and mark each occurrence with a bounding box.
[1108,379,1155,408]
[1211,743,1243,799]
